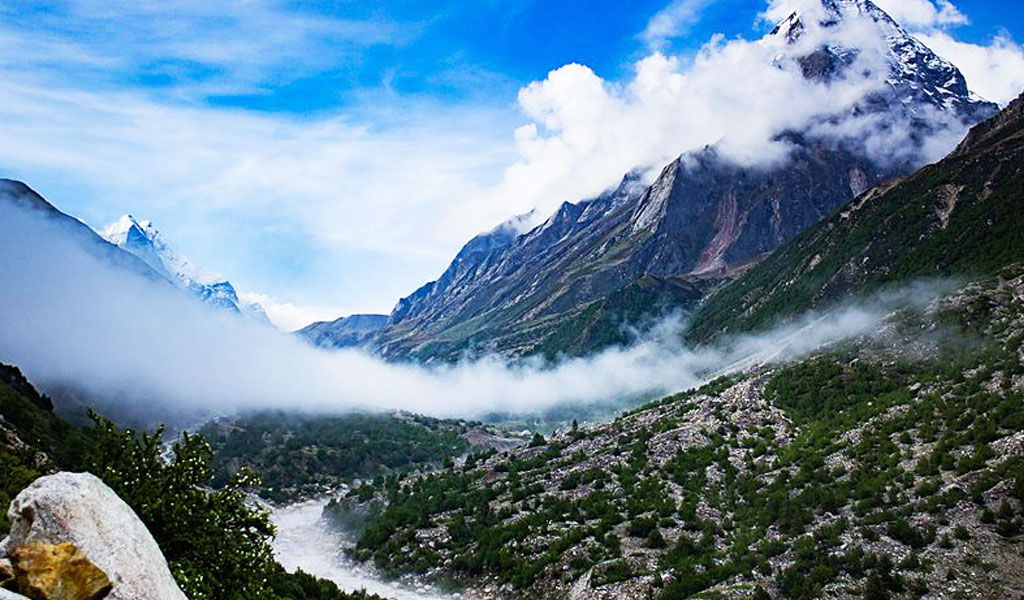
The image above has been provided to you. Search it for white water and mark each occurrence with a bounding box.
[271,500,471,600]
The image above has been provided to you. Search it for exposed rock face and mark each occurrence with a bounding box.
[0,473,187,600]
[9,541,112,600]
[0,556,13,586]
[687,89,1024,341]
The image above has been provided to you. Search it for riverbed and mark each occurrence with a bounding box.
[271,499,472,600]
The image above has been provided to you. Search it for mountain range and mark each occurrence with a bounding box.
[0,181,271,336]
[303,0,999,361]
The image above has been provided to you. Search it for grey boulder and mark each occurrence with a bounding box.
[0,472,187,600]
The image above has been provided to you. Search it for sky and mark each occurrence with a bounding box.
[0,0,1021,329]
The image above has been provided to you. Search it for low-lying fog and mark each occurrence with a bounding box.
[0,196,950,424]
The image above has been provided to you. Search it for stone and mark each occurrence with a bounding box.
[0,473,187,600]
[0,557,13,585]
[9,541,111,600]
[0,588,32,600]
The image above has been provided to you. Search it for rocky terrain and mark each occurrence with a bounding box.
[1,472,189,600]
[297,314,389,350]
[338,87,1024,600]
[346,267,1024,599]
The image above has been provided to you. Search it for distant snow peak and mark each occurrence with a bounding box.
[99,215,269,324]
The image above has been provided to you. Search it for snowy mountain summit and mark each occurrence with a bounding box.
[100,215,269,323]
[768,0,994,130]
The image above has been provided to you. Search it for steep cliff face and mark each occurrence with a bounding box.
[687,89,1024,341]
[369,0,996,362]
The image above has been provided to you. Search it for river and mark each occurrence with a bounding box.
[271,499,472,600]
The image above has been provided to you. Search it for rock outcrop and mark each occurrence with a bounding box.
[0,473,187,600]
[8,541,111,600]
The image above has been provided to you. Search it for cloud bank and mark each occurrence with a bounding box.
[0,193,947,425]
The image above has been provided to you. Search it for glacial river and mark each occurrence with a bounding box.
[271,500,473,600]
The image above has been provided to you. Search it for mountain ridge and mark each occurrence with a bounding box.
[342,86,1024,600]
[686,88,1024,342]
[314,0,999,361]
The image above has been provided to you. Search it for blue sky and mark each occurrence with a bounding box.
[0,0,1021,328]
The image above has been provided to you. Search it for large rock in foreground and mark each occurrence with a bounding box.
[9,541,112,600]
[0,473,187,600]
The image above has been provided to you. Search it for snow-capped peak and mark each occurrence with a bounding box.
[98,215,270,324]
[101,215,229,285]
[763,0,996,136]
[99,214,145,246]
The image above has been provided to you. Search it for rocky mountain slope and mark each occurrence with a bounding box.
[100,214,270,323]
[297,314,388,350]
[347,0,997,362]
[687,89,1024,342]
[338,80,1024,600]
[347,265,1024,600]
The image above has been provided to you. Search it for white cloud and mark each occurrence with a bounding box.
[869,0,967,29]
[0,78,516,308]
[0,0,418,98]
[642,0,717,49]
[0,0,1015,320]
[238,292,351,332]
[476,6,969,232]
[917,31,1024,105]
